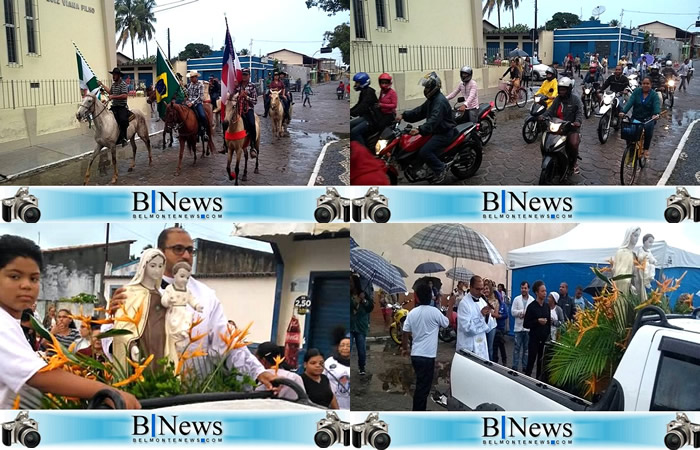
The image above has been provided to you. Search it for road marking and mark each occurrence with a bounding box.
[307,139,339,186]
[657,118,700,186]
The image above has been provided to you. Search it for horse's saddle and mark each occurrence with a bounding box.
[128,112,136,122]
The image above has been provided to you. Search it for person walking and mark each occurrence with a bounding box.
[302,80,313,107]
[678,59,690,92]
[351,274,373,376]
[402,283,448,411]
[524,280,551,380]
[510,281,533,372]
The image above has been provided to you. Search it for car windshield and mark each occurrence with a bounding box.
[531,56,541,65]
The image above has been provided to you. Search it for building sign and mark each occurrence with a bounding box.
[46,0,96,14]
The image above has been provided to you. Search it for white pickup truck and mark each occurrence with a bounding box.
[448,307,700,411]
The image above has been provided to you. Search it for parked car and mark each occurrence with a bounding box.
[445,306,700,411]
[530,56,555,81]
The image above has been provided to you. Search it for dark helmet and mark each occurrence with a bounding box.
[545,67,556,79]
[460,65,473,82]
[558,77,573,98]
[420,71,442,99]
[353,72,371,91]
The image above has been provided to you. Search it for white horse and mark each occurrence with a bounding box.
[76,94,152,185]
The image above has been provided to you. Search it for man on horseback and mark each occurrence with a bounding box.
[234,68,258,153]
[98,67,129,146]
[263,72,272,118]
[185,70,209,140]
[269,72,290,121]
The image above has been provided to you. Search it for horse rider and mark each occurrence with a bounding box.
[263,72,273,117]
[234,68,258,153]
[269,71,290,120]
[208,76,221,110]
[280,72,294,115]
[97,67,129,146]
[185,70,209,139]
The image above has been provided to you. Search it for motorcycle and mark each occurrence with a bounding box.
[438,305,457,343]
[522,94,550,144]
[388,300,411,345]
[336,87,344,100]
[581,82,600,119]
[628,73,639,91]
[538,118,579,185]
[375,121,483,185]
[453,97,496,146]
[596,90,624,144]
[664,77,676,108]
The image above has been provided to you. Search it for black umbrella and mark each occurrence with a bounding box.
[509,48,529,58]
[412,276,443,292]
[584,276,607,297]
[414,262,446,274]
[392,264,409,278]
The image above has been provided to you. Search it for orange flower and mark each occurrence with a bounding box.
[112,354,154,388]
[39,334,72,373]
[175,343,208,375]
[272,355,285,376]
[69,306,93,326]
[188,315,206,343]
[583,373,600,399]
[12,395,20,410]
[575,309,601,347]
[90,318,115,325]
[634,257,647,271]
[114,301,145,327]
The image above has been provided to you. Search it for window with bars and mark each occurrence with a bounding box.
[395,0,405,19]
[4,0,18,63]
[376,0,387,28]
[352,0,367,39]
[25,0,37,54]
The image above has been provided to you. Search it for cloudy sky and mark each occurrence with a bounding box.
[122,0,348,64]
[0,223,272,255]
[484,0,699,30]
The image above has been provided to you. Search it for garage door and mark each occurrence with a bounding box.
[306,272,351,359]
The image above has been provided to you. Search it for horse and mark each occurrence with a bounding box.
[76,94,152,185]
[223,92,260,185]
[201,81,217,155]
[146,88,174,149]
[164,101,203,175]
[268,89,285,138]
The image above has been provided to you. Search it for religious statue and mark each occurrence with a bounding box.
[111,248,167,367]
[161,262,203,366]
[636,233,659,290]
[612,226,647,302]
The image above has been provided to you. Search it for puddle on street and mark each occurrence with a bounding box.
[287,129,341,155]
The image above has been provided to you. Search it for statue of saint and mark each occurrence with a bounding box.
[161,262,203,366]
[636,233,659,290]
[612,227,646,302]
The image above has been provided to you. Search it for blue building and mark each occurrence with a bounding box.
[554,20,644,67]
[186,51,275,83]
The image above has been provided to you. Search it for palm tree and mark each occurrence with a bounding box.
[503,0,520,28]
[115,0,141,60]
[482,0,503,29]
[135,0,157,59]
[609,19,620,27]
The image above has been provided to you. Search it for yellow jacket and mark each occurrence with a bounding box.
[536,79,558,107]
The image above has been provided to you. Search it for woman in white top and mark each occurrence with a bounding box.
[324,327,350,409]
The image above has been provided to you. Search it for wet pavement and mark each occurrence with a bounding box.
[392,69,700,186]
[3,82,349,186]
[351,334,515,411]
[666,107,700,186]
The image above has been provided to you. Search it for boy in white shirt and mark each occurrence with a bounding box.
[0,235,140,409]
[402,283,449,411]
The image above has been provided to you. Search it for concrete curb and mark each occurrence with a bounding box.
[1,128,163,182]
[307,139,339,186]
[657,118,700,186]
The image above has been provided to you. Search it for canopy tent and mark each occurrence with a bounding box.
[507,223,700,308]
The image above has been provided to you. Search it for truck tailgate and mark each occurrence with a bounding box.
[451,350,590,411]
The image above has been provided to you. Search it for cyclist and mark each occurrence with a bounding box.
[350,72,379,148]
[534,67,558,108]
[619,76,661,160]
[539,77,583,175]
[500,59,521,104]
[446,66,479,123]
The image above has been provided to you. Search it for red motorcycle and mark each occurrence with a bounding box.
[453,98,496,146]
[375,122,483,184]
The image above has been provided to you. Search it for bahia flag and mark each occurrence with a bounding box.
[75,44,100,95]
[155,44,182,119]
[221,19,242,121]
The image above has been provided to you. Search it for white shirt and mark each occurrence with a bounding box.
[255,368,306,401]
[478,297,497,330]
[456,293,490,360]
[402,305,449,358]
[511,294,535,332]
[0,308,47,409]
[324,356,350,409]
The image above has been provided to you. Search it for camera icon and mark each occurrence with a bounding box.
[314,412,351,448]
[1,187,40,223]
[665,188,700,223]
[2,411,40,448]
[665,413,700,450]
[314,412,390,449]
[315,188,390,224]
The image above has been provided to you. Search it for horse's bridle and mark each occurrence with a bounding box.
[79,94,109,122]
[166,103,197,137]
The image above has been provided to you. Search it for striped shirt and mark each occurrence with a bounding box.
[234,82,258,109]
[52,329,80,353]
[186,80,204,105]
[111,79,128,106]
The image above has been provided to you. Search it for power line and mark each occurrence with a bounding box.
[154,0,199,13]
[622,10,698,16]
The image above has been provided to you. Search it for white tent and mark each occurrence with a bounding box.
[508,223,700,270]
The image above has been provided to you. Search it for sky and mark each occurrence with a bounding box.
[121,0,348,65]
[483,0,700,31]
[0,223,272,256]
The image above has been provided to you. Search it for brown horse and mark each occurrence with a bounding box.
[164,102,202,175]
[223,93,260,185]
[146,88,175,149]
[201,81,217,155]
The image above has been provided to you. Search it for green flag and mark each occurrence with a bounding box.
[155,45,182,119]
[76,46,100,93]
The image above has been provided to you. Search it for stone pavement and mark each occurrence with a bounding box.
[313,139,350,186]
[666,116,700,186]
[2,82,349,186]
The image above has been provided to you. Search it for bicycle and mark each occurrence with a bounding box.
[619,111,664,185]
[494,80,528,111]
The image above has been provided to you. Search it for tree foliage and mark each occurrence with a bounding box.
[178,43,213,61]
[545,12,581,31]
[609,19,620,27]
[482,0,504,28]
[492,24,530,33]
[115,0,140,60]
[305,0,349,15]
[135,0,156,58]
[324,22,350,65]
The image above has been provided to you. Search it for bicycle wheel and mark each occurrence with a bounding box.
[494,90,508,111]
[638,134,647,168]
[620,142,638,185]
[516,88,528,108]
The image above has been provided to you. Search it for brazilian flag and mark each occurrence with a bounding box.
[155,46,182,119]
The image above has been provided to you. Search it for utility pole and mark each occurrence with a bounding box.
[534,0,538,56]
[249,38,253,74]
[167,28,171,60]
[616,9,624,66]
[100,223,110,307]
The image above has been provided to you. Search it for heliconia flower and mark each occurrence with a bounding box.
[39,334,72,373]
[188,315,206,343]
[583,373,600,399]
[272,355,285,376]
[90,318,115,325]
[575,309,601,347]
[634,258,647,271]
[175,344,208,375]
[69,306,93,326]
[12,395,20,410]
[112,354,154,388]
[114,301,145,327]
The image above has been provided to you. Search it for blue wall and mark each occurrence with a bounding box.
[553,20,644,67]
[187,51,275,83]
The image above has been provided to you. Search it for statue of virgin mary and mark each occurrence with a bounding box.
[612,227,647,302]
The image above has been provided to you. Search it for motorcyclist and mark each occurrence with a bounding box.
[539,77,583,175]
[395,71,456,184]
[623,62,637,77]
[661,60,679,82]
[648,64,665,105]
[583,63,603,103]
[600,65,630,113]
[620,76,661,159]
[377,73,398,127]
[446,66,479,123]
[534,67,558,108]
[350,72,379,148]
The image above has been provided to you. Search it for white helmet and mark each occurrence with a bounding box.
[558,77,574,88]
[665,60,672,67]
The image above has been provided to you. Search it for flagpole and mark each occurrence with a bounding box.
[73,41,103,96]
[155,39,183,98]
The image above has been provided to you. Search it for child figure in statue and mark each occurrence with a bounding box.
[161,262,203,366]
